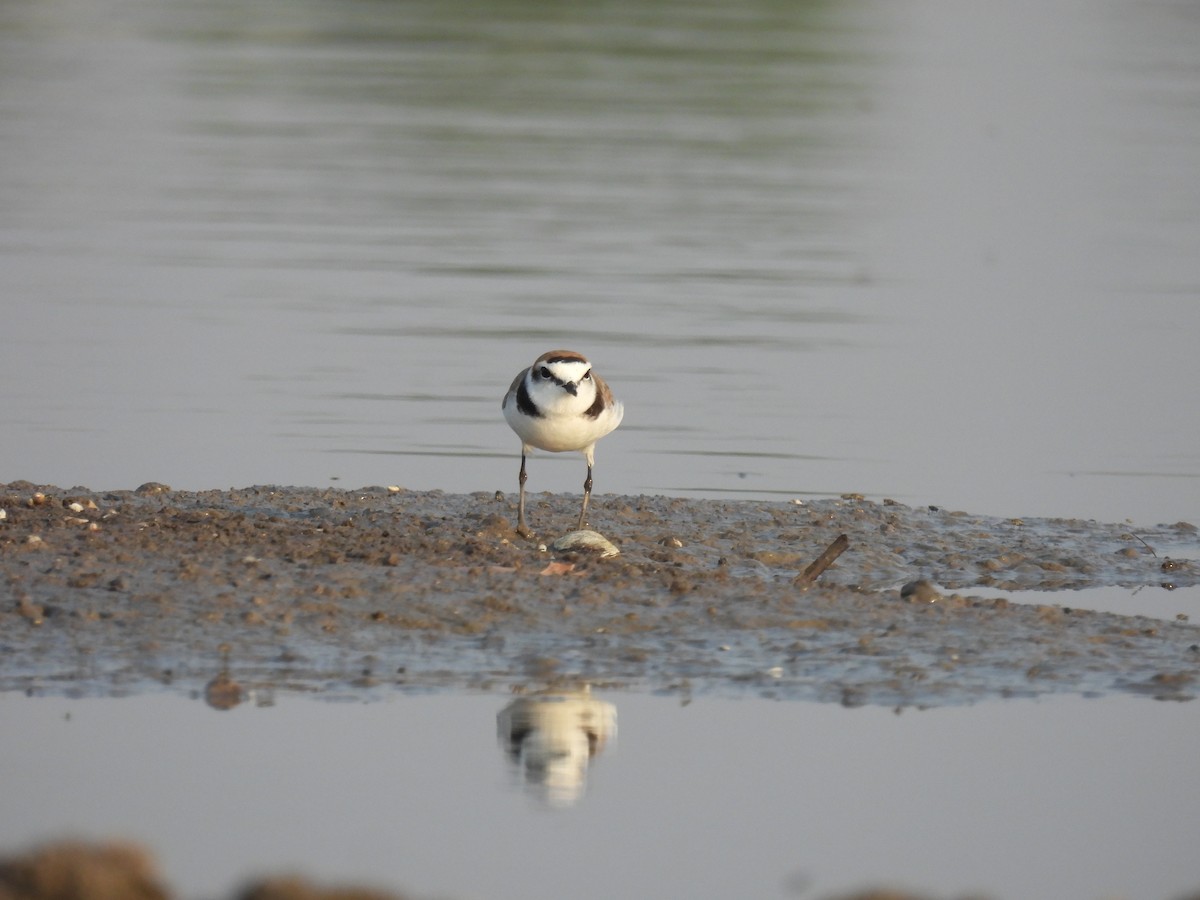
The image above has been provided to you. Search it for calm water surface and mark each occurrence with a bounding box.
[2,0,1198,524]
[2,691,1199,900]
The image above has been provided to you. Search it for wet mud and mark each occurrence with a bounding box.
[0,838,1032,900]
[0,839,406,900]
[1,481,1197,706]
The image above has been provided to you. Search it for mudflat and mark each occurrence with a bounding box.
[1,481,1196,706]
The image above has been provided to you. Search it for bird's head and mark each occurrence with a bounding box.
[529,351,594,404]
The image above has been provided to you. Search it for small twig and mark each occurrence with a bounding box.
[794,534,850,589]
[1127,532,1157,557]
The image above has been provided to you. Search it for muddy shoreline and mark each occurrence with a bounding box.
[1,481,1197,706]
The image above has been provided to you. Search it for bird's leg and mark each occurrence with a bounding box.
[577,463,593,531]
[516,452,533,538]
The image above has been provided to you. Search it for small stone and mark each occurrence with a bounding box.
[203,673,244,710]
[17,597,44,624]
[134,482,171,495]
[900,580,944,603]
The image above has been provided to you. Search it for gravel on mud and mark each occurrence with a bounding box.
[1,481,1197,706]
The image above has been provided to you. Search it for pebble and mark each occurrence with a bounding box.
[17,597,44,624]
[900,580,945,604]
[203,673,245,710]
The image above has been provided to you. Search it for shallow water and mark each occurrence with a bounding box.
[2,0,1199,525]
[1,690,1198,900]
[976,582,1198,622]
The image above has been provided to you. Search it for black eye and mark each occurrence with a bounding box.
[582,369,592,381]
[538,366,551,379]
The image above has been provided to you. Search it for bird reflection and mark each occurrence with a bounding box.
[497,686,617,807]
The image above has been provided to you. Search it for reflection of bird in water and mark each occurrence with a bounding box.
[497,687,617,807]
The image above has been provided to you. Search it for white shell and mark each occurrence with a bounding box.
[551,530,620,558]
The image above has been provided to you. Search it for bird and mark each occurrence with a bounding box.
[501,349,624,537]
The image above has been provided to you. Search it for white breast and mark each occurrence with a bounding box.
[504,377,623,454]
